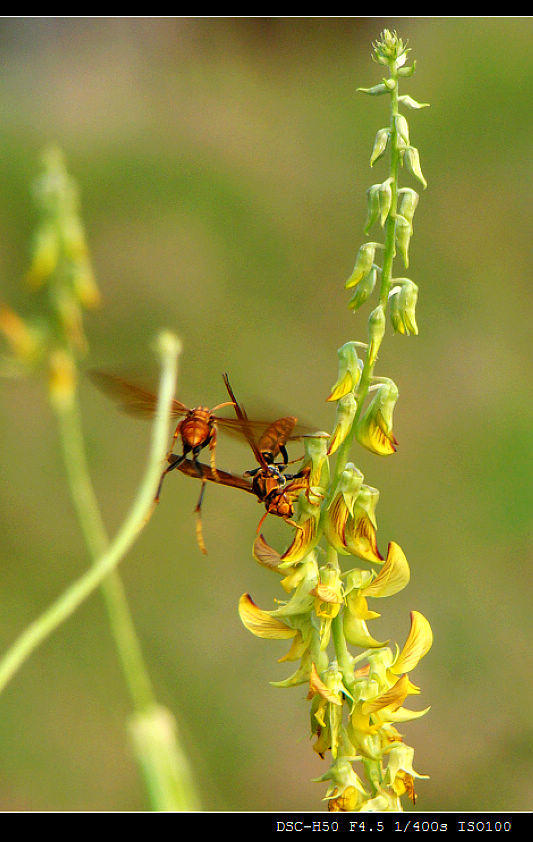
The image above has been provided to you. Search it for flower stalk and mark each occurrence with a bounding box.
[238,30,432,812]
[0,148,199,811]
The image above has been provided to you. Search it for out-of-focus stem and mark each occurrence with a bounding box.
[0,331,178,696]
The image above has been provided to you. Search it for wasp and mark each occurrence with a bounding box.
[89,370,240,500]
[90,370,314,552]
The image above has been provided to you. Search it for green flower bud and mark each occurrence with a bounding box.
[370,128,390,167]
[348,266,377,312]
[378,178,393,226]
[398,94,429,109]
[345,242,381,289]
[397,60,417,77]
[357,83,389,96]
[389,279,419,336]
[394,114,410,147]
[328,392,357,455]
[367,304,386,366]
[364,184,381,234]
[404,145,427,189]
[372,29,409,67]
[394,214,412,268]
[327,340,363,401]
[398,188,419,227]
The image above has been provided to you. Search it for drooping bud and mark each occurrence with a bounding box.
[327,341,363,401]
[370,128,390,167]
[404,145,427,189]
[327,393,357,455]
[357,82,390,96]
[394,214,412,268]
[398,187,419,227]
[394,114,410,148]
[348,266,377,312]
[389,279,419,336]
[356,379,399,456]
[378,178,393,226]
[364,184,381,234]
[345,243,381,289]
[367,304,386,366]
[398,94,429,110]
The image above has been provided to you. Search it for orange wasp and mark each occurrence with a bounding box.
[90,370,313,550]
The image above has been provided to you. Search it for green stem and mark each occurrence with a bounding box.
[329,63,401,492]
[0,331,180,696]
[55,397,155,711]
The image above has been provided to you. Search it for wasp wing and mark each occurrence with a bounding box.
[89,370,188,419]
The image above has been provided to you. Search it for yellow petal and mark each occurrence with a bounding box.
[357,415,398,455]
[308,663,343,705]
[361,674,410,714]
[344,514,384,564]
[363,542,410,597]
[327,371,355,402]
[238,593,296,639]
[392,611,433,674]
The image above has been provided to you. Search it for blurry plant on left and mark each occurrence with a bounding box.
[0,147,199,811]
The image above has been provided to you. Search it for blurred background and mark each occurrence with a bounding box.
[0,16,531,812]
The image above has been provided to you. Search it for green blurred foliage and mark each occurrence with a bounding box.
[0,17,531,812]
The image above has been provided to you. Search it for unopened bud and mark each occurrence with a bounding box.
[370,128,390,167]
[389,279,418,336]
[348,266,377,312]
[328,393,357,455]
[394,214,412,268]
[357,83,389,96]
[345,242,380,289]
[398,188,419,226]
[395,114,410,147]
[327,341,362,401]
[367,305,386,366]
[398,94,429,109]
[364,184,381,234]
[378,178,393,226]
[404,146,427,189]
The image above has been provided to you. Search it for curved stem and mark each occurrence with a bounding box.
[0,331,181,696]
[56,397,156,710]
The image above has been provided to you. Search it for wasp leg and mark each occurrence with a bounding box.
[155,447,191,502]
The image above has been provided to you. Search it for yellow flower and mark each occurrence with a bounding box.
[327,341,363,401]
[356,380,399,456]
[344,484,384,563]
[328,393,357,455]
